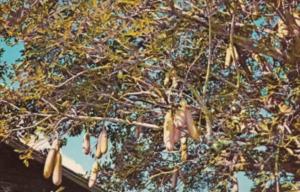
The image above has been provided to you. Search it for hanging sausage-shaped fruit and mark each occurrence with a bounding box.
[171,167,179,189]
[174,109,186,130]
[52,150,62,186]
[96,128,108,158]
[163,111,175,151]
[88,161,100,188]
[43,139,60,179]
[82,130,91,155]
[100,128,108,154]
[135,116,143,139]
[173,110,185,143]
[180,101,200,140]
[180,137,188,162]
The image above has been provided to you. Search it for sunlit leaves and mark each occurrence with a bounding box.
[0,0,300,191]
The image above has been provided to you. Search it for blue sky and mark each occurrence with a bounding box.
[0,39,24,64]
[62,132,95,172]
[0,39,24,86]
[0,39,254,191]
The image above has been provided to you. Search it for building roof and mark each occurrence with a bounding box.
[1,138,102,192]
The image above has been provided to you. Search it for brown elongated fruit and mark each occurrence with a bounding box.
[88,161,100,188]
[82,132,90,155]
[173,110,185,143]
[293,11,300,28]
[135,125,142,139]
[135,116,143,139]
[43,149,56,179]
[184,105,200,140]
[95,128,108,158]
[52,150,62,186]
[43,139,59,179]
[225,45,239,67]
[163,111,175,151]
[231,45,239,61]
[171,167,179,189]
[95,134,102,158]
[173,126,181,144]
[180,137,187,162]
[174,110,186,129]
[163,71,170,86]
[224,46,232,67]
[100,128,108,154]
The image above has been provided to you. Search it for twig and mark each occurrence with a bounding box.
[203,1,213,139]
[180,46,204,98]
[121,91,159,98]
[0,99,22,112]
[48,65,111,88]
[275,145,280,192]
[41,97,59,113]
[149,168,178,180]
[211,72,238,89]
[202,5,212,97]
[229,14,240,88]
[64,114,161,130]
[9,115,52,132]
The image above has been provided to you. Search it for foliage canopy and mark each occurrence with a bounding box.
[0,0,300,191]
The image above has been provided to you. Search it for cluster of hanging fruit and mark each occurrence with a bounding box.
[42,128,108,188]
[43,139,62,186]
[224,44,239,67]
[163,100,200,161]
[82,128,108,188]
[43,101,196,187]
[163,100,200,188]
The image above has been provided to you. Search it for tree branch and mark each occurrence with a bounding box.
[41,97,59,113]
[203,1,213,139]
[64,114,161,130]
[9,115,52,132]
[48,65,111,88]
